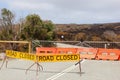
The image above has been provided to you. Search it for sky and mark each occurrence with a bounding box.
[1,0,120,24]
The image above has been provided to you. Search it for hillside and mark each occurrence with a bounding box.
[55,22,120,41]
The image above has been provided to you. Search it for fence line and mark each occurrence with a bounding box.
[31,40,120,52]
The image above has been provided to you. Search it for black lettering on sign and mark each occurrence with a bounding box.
[56,55,60,60]
[12,51,17,57]
[6,50,12,56]
[62,55,67,60]
[19,52,35,60]
[30,55,35,60]
[56,55,79,61]
[67,55,72,60]
[74,55,79,60]
[7,51,17,57]
[37,55,54,62]
[19,52,24,59]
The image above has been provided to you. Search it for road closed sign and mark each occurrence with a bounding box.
[6,50,36,61]
[6,50,80,62]
[36,54,80,62]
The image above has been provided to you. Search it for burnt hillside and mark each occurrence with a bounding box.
[55,23,120,41]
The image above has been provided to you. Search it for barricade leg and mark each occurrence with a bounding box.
[37,62,43,71]
[79,61,81,76]
[36,62,43,75]
[5,57,8,68]
[75,59,83,76]
[0,56,8,70]
[26,62,43,75]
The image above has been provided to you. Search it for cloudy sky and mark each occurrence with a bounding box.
[1,0,120,24]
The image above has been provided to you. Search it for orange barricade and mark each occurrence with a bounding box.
[96,48,120,61]
[36,47,120,61]
[77,47,98,59]
[56,48,78,54]
[36,47,57,55]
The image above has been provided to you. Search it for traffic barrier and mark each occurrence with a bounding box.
[6,50,36,61]
[5,50,80,76]
[36,47,80,62]
[96,48,120,61]
[36,53,80,62]
[6,50,80,62]
[36,47,120,61]
[36,47,97,59]
[77,47,98,59]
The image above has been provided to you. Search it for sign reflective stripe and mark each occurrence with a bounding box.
[6,50,80,62]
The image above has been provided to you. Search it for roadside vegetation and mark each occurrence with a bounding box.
[0,8,120,52]
[0,8,55,52]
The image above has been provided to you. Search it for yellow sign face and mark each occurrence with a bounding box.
[36,54,80,62]
[6,50,36,61]
[6,50,80,62]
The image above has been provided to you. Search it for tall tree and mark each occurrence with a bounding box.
[0,8,15,40]
[21,14,42,40]
[0,8,19,50]
[43,20,55,40]
[21,14,55,40]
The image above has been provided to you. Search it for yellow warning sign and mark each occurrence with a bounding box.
[6,50,36,61]
[36,54,80,62]
[6,50,80,62]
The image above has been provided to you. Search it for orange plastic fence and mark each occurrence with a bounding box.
[96,48,120,60]
[77,47,98,59]
[36,47,120,61]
